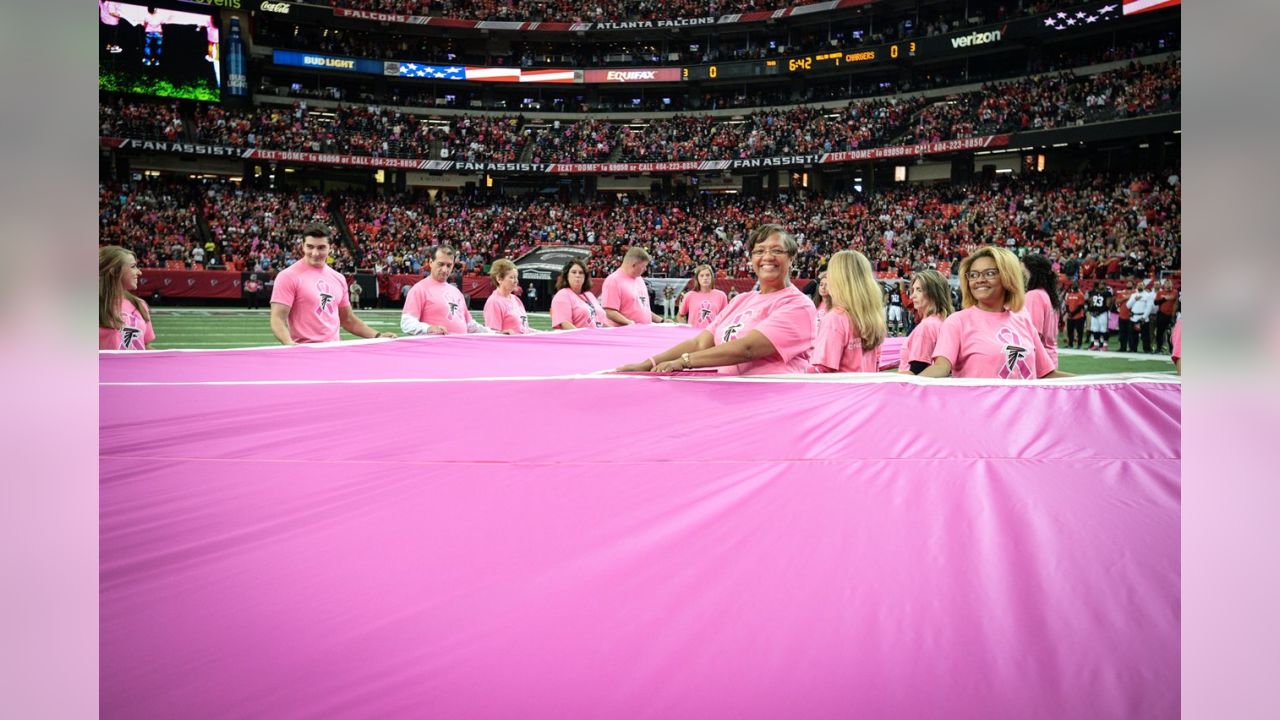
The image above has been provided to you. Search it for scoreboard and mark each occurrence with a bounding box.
[682,41,919,82]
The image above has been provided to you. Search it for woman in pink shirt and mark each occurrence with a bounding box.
[809,250,885,373]
[1170,318,1181,375]
[921,246,1072,379]
[99,245,155,351]
[898,269,953,375]
[1021,253,1061,367]
[810,269,831,339]
[483,259,534,334]
[616,224,816,376]
[677,264,728,329]
[550,259,605,330]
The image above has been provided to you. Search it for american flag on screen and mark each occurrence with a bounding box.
[398,64,465,80]
[1043,4,1119,30]
[1123,0,1181,15]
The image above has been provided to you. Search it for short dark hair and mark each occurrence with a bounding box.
[430,245,457,261]
[302,222,331,240]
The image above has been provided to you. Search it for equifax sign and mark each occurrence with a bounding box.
[584,67,681,84]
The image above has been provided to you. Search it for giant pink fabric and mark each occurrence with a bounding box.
[100,327,1179,719]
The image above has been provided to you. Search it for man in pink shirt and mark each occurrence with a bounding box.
[400,245,493,335]
[600,247,662,326]
[269,223,396,345]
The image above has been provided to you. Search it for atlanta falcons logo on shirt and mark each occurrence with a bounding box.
[120,325,141,349]
[448,301,459,318]
[636,293,647,308]
[698,302,712,323]
[997,327,1033,379]
[315,280,334,316]
[721,310,754,343]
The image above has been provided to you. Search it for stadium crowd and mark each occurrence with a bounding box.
[99,98,185,142]
[321,0,1079,28]
[98,170,1179,283]
[905,58,1181,143]
[101,58,1178,163]
[99,182,202,269]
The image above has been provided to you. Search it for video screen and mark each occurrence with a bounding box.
[99,2,221,101]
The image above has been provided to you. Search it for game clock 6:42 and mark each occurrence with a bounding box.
[786,50,881,73]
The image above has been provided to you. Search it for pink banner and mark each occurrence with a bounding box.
[100,329,1179,719]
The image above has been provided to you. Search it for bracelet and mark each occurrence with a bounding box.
[647,357,657,369]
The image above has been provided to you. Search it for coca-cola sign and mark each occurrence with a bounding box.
[259,1,291,13]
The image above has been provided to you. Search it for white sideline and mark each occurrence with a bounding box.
[100,372,1178,388]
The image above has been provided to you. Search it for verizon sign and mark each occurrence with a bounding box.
[584,67,683,84]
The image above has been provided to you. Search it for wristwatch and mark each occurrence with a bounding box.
[681,352,692,369]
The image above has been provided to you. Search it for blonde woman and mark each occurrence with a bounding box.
[483,259,534,334]
[898,269,954,374]
[921,246,1071,379]
[99,245,155,350]
[809,250,886,373]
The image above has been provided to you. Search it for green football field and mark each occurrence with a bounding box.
[145,308,1178,375]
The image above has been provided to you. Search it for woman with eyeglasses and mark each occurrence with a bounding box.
[898,269,953,374]
[920,246,1071,379]
[808,250,885,373]
[616,224,816,375]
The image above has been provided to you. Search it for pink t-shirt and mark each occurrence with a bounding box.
[99,1,120,25]
[1170,319,1181,363]
[705,284,817,376]
[600,269,651,326]
[270,261,349,343]
[99,297,155,350]
[403,277,470,335]
[810,307,881,373]
[898,313,944,373]
[550,288,604,329]
[933,306,1055,379]
[484,292,531,334]
[1023,288,1060,366]
[679,289,729,329]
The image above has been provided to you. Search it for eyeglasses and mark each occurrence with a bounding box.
[751,248,788,259]
[966,269,1001,281]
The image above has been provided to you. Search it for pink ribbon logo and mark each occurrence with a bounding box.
[996,327,1033,379]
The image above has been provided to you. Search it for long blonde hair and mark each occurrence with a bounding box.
[826,250,885,351]
[958,246,1026,312]
[99,245,149,329]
